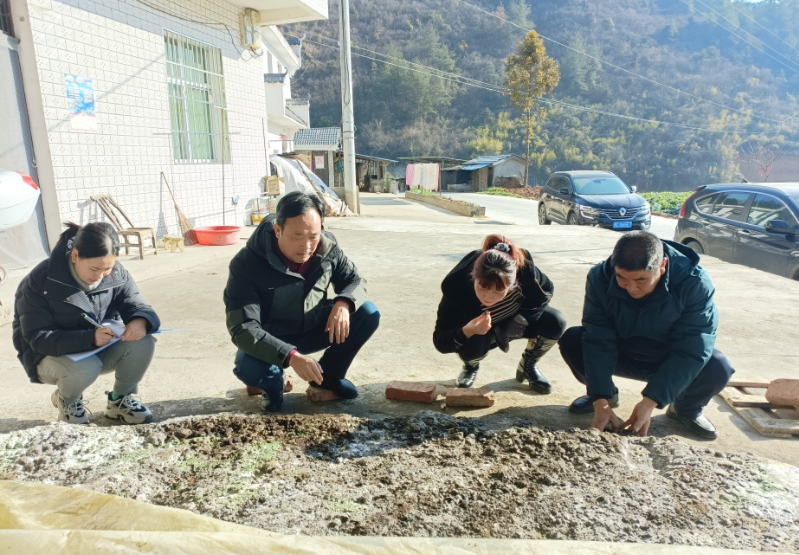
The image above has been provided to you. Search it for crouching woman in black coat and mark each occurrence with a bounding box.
[12,222,160,425]
[433,234,567,391]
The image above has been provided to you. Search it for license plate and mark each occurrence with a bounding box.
[613,221,633,229]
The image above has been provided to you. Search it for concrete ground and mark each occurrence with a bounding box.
[0,193,796,467]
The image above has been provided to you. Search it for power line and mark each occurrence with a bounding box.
[299,36,766,136]
[722,0,799,60]
[456,0,788,124]
[681,0,799,75]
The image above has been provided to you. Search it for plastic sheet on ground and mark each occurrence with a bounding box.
[270,156,352,217]
[0,481,785,555]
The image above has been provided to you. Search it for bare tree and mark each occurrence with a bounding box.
[741,144,780,182]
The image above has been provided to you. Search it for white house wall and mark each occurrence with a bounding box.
[492,160,526,185]
[22,0,267,236]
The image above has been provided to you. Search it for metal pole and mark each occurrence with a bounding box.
[338,0,359,214]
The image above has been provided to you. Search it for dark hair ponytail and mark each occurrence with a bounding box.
[60,222,120,258]
[471,234,527,290]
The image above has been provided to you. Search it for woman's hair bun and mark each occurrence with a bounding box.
[494,242,511,253]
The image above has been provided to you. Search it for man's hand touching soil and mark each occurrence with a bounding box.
[289,353,323,385]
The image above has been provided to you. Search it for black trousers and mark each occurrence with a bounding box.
[458,306,567,363]
[558,326,734,418]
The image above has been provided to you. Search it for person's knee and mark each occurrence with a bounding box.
[543,309,568,340]
[358,301,380,331]
[233,351,283,389]
[558,326,584,353]
[702,350,735,385]
[128,334,157,355]
[458,335,492,363]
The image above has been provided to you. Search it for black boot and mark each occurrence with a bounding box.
[515,337,556,394]
[457,360,480,388]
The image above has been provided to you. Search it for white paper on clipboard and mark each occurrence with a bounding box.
[65,320,126,362]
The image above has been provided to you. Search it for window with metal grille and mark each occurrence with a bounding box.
[1,0,14,37]
[164,31,230,163]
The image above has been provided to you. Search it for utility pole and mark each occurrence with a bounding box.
[338,0,359,213]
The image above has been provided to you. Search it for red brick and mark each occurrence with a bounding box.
[765,379,799,407]
[385,381,437,403]
[445,387,495,407]
[306,385,341,402]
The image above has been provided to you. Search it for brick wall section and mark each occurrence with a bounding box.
[405,192,486,217]
[27,0,267,236]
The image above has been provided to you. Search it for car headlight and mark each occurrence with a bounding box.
[579,206,601,218]
[640,204,651,216]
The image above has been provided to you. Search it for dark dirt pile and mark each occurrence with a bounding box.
[0,411,797,552]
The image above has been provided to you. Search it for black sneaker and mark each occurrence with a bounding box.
[569,392,619,414]
[457,362,480,388]
[667,404,718,440]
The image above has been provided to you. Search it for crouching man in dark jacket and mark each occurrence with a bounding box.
[224,191,380,412]
[559,231,734,440]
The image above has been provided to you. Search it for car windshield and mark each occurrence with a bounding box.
[572,177,630,195]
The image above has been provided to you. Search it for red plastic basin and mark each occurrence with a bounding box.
[193,226,241,246]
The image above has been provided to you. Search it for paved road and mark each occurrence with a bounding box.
[449,192,677,239]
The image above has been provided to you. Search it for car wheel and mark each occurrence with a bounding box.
[567,212,578,226]
[684,240,704,255]
[538,203,551,225]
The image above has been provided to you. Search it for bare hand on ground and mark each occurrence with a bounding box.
[121,318,148,342]
[591,399,623,432]
[621,397,658,437]
[463,312,492,338]
[290,353,323,385]
[93,327,115,347]
[326,300,351,344]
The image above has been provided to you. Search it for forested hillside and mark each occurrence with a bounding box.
[285,0,799,191]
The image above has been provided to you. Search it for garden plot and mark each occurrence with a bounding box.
[0,411,797,552]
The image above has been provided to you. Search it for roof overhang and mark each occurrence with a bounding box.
[269,112,308,130]
[229,0,328,25]
[261,26,301,75]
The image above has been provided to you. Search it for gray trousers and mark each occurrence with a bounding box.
[37,335,156,404]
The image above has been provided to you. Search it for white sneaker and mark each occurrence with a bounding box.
[51,390,89,425]
[105,392,153,424]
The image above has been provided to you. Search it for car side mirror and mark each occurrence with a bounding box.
[629,185,637,193]
[559,188,570,195]
[765,220,797,235]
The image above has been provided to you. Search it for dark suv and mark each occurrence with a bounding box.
[674,183,799,279]
[538,171,651,230]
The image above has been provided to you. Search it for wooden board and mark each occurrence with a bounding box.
[720,386,799,439]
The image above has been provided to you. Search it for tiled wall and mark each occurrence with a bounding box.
[27,0,267,235]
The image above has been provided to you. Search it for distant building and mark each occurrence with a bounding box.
[294,127,341,187]
[263,29,310,156]
[441,155,529,192]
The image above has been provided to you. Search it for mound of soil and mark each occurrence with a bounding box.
[0,412,796,552]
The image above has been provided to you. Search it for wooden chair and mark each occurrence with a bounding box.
[90,195,157,260]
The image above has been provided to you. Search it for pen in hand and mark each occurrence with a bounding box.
[83,314,114,347]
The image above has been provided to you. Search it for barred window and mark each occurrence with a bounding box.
[1,0,14,37]
[164,31,230,163]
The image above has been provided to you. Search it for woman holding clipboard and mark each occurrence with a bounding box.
[12,222,160,424]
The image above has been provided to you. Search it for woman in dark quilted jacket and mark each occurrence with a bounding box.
[13,222,160,425]
[433,234,567,391]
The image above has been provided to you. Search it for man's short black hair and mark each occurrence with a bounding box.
[275,191,325,228]
[610,231,664,272]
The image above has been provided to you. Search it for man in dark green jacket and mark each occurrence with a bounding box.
[224,192,379,412]
[559,231,734,439]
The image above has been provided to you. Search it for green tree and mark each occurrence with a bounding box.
[465,111,514,156]
[503,31,560,187]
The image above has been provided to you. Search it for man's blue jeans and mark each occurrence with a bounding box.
[233,301,380,410]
